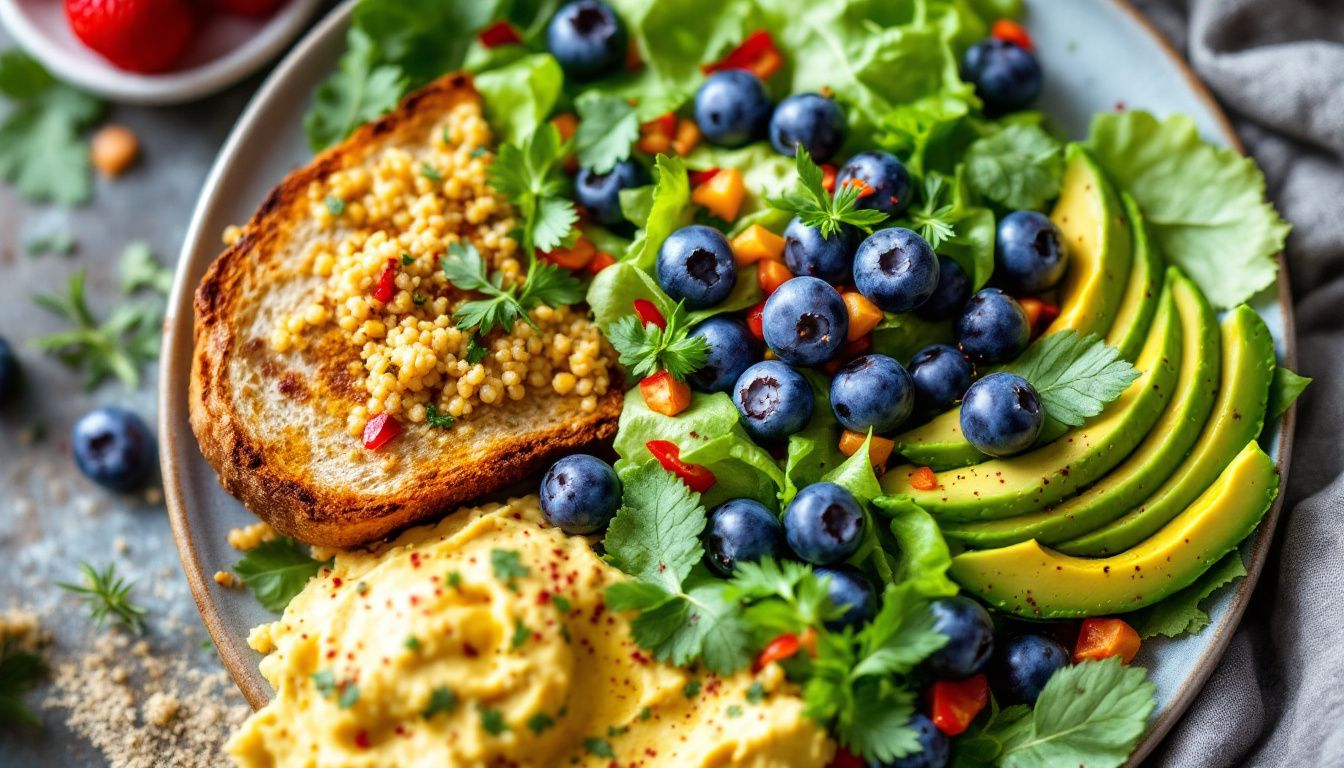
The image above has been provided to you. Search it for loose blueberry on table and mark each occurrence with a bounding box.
[72,406,156,492]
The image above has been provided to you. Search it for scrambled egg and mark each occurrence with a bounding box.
[227,497,834,767]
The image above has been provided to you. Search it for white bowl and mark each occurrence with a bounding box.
[0,0,322,105]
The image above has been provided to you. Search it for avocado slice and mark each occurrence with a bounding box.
[948,441,1279,618]
[940,269,1217,548]
[1057,304,1275,555]
[1105,194,1164,362]
[896,145,1134,470]
[880,282,1181,522]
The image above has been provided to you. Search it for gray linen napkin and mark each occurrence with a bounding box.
[1131,1,1344,765]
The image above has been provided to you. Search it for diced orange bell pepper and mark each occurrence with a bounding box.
[637,112,677,154]
[731,224,786,266]
[1018,296,1060,338]
[838,430,894,468]
[909,466,939,491]
[625,38,644,71]
[639,371,692,417]
[540,237,596,270]
[691,167,745,221]
[843,178,875,198]
[551,113,578,142]
[821,164,838,193]
[841,291,883,340]
[745,300,766,340]
[587,251,616,275]
[757,259,793,295]
[992,19,1035,52]
[930,674,989,736]
[671,119,701,156]
[1073,617,1142,664]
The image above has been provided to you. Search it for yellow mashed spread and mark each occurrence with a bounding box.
[227,497,834,768]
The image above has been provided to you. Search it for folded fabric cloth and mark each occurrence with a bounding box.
[1133,1,1344,765]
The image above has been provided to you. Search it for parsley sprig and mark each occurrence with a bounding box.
[58,562,148,635]
[440,241,583,336]
[233,537,332,613]
[31,270,161,390]
[487,123,578,256]
[605,301,709,381]
[0,638,47,727]
[770,147,889,237]
[1010,331,1140,427]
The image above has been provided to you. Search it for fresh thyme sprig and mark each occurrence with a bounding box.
[58,562,148,635]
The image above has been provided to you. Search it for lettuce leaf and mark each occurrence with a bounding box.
[874,496,959,599]
[872,312,955,364]
[1087,111,1290,309]
[473,53,564,146]
[782,370,847,504]
[622,155,694,270]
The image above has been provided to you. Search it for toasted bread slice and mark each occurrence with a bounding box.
[191,74,622,548]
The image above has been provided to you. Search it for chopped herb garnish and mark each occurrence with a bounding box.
[479,704,508,736]
[638,706,652,721]
[324,195,345,216]
[490,548,529,585]
[312,670,337,697]
[605,300,710,381]
[446,571,462,589]
[726,704,743,718]
[745,681,765,704]
[422,687,457,718]
[584,737,616,759]
[404,635,421,651]
[527,712,555,734]
[465,335,489,365]
[607,724,629,738]
[769,147,889,237]
[470,146,487,158]
[401,252,414,265]
[907,175,958,249]
[683,679,701,699]
[412,292,427,305]
[355,581,369,595]
[440,241,583,337]
[421,162,442,181]
[511,619,530,650]
[486,124,578,255]
[338,683,360,709]
[425,403,454,430]
[58,562,148,634]
[553,595,572,614]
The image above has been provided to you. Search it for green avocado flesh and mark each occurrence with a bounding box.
[895,145,1134,470]
[940,269,1217,549]
[948,441,1279,618]
[881,283,1181,523]
[1057,304,1276,555]
[1106,194,1164,362]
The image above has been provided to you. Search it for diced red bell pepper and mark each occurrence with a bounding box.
[625,38,644,71]
[371,258,398,303]
[633,299,667,330]
[541,237,597,270]
[637,112,678,154]
[991,19,1035,52]
[930,674,989,736]
[363,413,401,451]
[701,30,783,80]
[1018,297,1060,337]
[688,168,721,187]
[821,163,838,193]
[588,251,616,275]
[827,749,865,768]
[645,439,717,493]
[754,633,801,671]
[478,20,523,48]
[639,372,692,417]
[745,300,767,341]
[909,466,939,491]
[1073,617,1142,664]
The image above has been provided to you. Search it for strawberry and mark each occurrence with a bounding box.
[65,0,196,74]
[215,0,287,17]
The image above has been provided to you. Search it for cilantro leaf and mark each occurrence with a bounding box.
[119,242,173,296]
[585,737,616,758]
[0,51,103,206]
[527,712,555,734]
[1125,552,1245,639]
[441,242,582,336]
[478,704,509,735]
[852,585,948,678]
[490,548,529,583]
[605,301,709,380]
[303,28,405,152]
[574,91,640,174]
[726,557,844,639]
[1010,332,1140,427]
[31,270,160,390]
[516,260,585,309]
[422,687,457,718]
[233,537,331,613]
[487,124,577,254]
[604,462,706,590]
[769,147,888,237]
[982,657,1156,768]
[1268,365,1311,419]
[0,638,46,727]
[1088,110,1290,309]
[964,123,1065,211]
[424,403,454,429]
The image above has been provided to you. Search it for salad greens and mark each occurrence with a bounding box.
[769,147,889,236]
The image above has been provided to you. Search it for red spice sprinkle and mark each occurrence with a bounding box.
[331,577,343,588]
[354,730,371,749]
[537,590,553,605]
[463,643,479,658]
[631,651,651,665]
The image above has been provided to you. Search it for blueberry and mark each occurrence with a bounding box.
[815,564,876,629]
[687,316,758,394]
[961,39,1042,115]
[996,634,1070,705]
[732,360,814,442]
[927,597,996,678]
[694,70,772,148]
[853,228,940,313]
[916,258,971,321]
[761,277,848,366]
[908,344,974,414]
[830,354,915,434]
[995,210,1066,294]
[0,337,20,405]
[540,454,622,534]
[957,288,1030,364]
[836,150,913,217]
[72,406,155,492]
[782,482,864,565]
[870,714,949,768]
[783,217,859,284]
[656,225,738,308]
[546,0,627,82]
[575,160,648,228]
[959,372,1043,457]
[769,93,847,162]
[704,499,784,576]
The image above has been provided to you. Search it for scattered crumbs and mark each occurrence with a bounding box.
[143,486,162,506]
[113,536,130,555]
[227,521,277,552]
[0,608,49,650]
[212,571,237,589]
[221,224,243,246]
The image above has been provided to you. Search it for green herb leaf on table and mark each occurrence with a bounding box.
[0,638,46,727]
[1087,110,1290,309]
[1268,365,1311,419]
[0,51,104,206]
[575,91,641,175]
[769,147,888,238]
[57,562,148,635]
[487,123,578,255]
[1010,331,1140,428]
[233,538,332,613]
[119,242,174,296]
[1125,552,1246,639]
[963,123,1065,211]
[605,301,709,381]
[303,28,406,152]
[31,270,161,390]
[25,231,76,257]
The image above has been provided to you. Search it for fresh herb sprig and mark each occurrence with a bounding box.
[1010,331,1140,427]
[0,638,47,727]
[605,301,709,380]
[440,241,584,336]
[906,175,958,249]
[486,123,579,257]
[233,538,332,613]
[31,270,161,390]
[424,403,454,429]
[770,147,889,237]
[58,562,148,635]
[0,51,105,206]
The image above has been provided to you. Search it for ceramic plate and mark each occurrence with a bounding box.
[0,0,321,105]
[160,2,1297,763]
